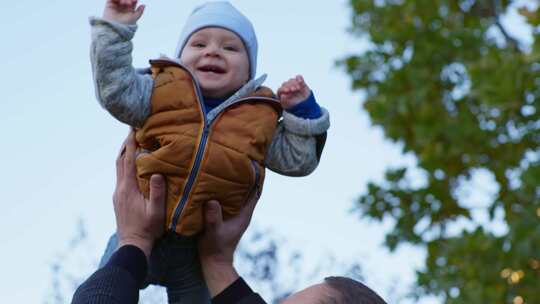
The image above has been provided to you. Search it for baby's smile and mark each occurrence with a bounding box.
[197,63,226,74]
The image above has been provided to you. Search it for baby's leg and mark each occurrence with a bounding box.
[98,232,167,289]
[98,233,119,268]
[160,233,211,304]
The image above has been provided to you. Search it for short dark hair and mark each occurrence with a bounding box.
[323,276,387,304]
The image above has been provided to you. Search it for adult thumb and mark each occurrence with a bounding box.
[148,174,166,220]
[204,200,223,229]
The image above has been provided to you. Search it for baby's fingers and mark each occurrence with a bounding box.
[295,75,306,87]
[278,92,292,101]
[277,85,294,98]
[120,0,134,6]
[278,82,288,91]
[287,81,301,92]
[110,0,128,10]
[134,4,145,18]
[107,0,122,8]
[118,0,136,10]
[283,80,297,91]
[117,0,128,7]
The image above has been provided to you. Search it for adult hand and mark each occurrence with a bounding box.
[114,131,166,259]
[103,0,145,25]
[198,192,259,297]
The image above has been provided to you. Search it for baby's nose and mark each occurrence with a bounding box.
[204,45,220,57]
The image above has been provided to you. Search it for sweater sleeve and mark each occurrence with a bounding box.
[90,17,154,128]
[71,245,147,304]
[265,92,330,176]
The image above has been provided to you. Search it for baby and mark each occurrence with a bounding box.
[90,0,330,302]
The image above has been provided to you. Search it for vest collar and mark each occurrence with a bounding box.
[150,57,280,124]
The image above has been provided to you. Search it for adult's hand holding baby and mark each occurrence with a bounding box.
[114,131,166,260]
[198,193,260,297]
[103,0,145,25]
[277,75,312,110]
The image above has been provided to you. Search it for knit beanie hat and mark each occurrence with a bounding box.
[175,1,258,80]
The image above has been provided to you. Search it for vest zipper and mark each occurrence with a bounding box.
[170,124,209,230]
[170,96,278,231]
[169,62,208,231]
[169,97,269,231]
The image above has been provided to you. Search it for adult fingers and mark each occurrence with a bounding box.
[123,131,137,180]
[236,191,259,231]
[115,133,130,183]
[116,148,125,182]
[148,174,166,229]
[203,200,223,233]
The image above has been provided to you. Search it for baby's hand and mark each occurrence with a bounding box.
[277,75,311,110]
[103,0,145,25]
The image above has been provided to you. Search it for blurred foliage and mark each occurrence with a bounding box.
[341,0,540,302]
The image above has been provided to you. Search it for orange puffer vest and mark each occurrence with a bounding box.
[135,59,282,236]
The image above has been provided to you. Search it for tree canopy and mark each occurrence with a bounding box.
[341,0,539,302]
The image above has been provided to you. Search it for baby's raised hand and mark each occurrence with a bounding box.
[103,0,145,25]
[277,75,311,110]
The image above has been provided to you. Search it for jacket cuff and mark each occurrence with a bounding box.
[89,16,137,40]
[107,245,148,288]
[285,91,322,119]
[212,277,254,304]
[282,107,330,136]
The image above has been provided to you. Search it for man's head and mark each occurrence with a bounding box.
[175,1,257,99]
[282,276,387,304]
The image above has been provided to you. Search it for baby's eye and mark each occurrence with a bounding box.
[193,43,206,48]
[224,46,238,52]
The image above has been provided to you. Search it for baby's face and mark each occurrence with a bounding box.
[180,27,250,99]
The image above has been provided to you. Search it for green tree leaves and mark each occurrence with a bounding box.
[341,0,540,302]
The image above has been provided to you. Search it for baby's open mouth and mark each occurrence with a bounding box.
[198,65,226,74]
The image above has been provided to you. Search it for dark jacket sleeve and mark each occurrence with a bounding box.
[71,245,147,304]
[212,277,267,304]
[72,245,265,304]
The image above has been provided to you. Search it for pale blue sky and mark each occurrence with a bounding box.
[0,0,532,303]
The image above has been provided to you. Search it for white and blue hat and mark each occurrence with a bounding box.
[175,1,258,79]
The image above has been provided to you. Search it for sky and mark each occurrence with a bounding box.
[0,0,533,303]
